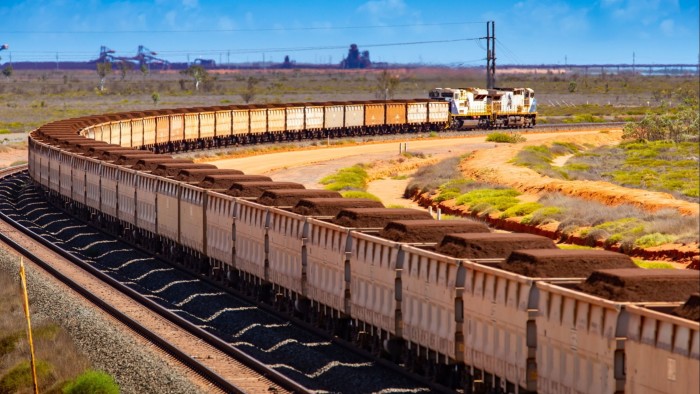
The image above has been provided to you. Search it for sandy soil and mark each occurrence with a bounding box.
[206,130,624,213]
[0,146,28,168]
[460,130,699,216]
[551,153,574,167]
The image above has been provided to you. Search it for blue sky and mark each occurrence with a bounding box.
[0,0,697,65]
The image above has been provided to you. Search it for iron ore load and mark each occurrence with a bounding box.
[28,101,696,394]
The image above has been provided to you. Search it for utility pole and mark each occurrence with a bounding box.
[485,21,496,89]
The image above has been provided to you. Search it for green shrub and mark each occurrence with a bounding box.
[0,360,53,394]
[320,165,368,191]
[62,370,119,394]
[635,233,677,248]
[500,202,543,218]
[485,132,526,143]
[340,191,381,201]
[434,190,460,203]
[634,260,675,269]
[521,206,564,225]
[455,188,520,211]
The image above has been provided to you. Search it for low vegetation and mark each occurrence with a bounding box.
[320,164,381,201]
[319,165,369,191]
[0,274,109,393]
[485,132,526,143]
[405,154,699,251]
[511,141,583,179]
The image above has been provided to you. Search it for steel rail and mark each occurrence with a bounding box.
[0,168,309,394]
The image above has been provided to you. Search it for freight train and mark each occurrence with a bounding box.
[66,94,534,155]
[27,102,698,394]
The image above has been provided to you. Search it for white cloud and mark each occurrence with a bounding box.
[660,18,675,36]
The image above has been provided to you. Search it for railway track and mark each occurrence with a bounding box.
[0,169,450,394]
[0,166,297,394]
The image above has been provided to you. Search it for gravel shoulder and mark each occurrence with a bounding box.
[0,246,203,394]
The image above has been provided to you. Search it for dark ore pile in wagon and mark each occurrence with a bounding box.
[152,163,218,177]
[674,293,700,322]
[436,233,557,259]
[226,182,305,197]
[257,189,342,206]
[114,153,163,165]
[87,146,138,158]
[132,158,194,171]
[292,198,384,216]
[378,219,490,243]
[575,269,700,302]
[198,174,273,189]
[101,149,147,161]
[332,208,432,228]
[174,168,245,182]
[70,141,111,153]
[499,249,636,278]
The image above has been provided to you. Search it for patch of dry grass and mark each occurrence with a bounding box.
[0,272,91,393]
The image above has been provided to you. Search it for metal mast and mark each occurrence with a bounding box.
[486,21,496,89]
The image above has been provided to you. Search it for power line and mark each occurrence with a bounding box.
[0,21,486,35]
[7,37,483,61]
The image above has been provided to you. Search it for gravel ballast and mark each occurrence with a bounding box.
[0,249,202,394]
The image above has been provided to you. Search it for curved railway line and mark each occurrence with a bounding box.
[0,168,445,394]
[21,99,700,394]
[0,166,295,394]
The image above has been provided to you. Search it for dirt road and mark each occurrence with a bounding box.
[206,131,603,190]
